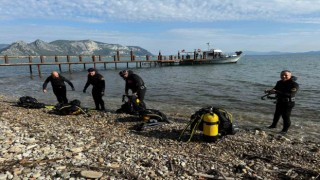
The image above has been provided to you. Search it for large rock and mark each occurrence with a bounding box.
[80,171,103,179]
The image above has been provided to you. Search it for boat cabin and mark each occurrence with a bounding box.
[205,49,224,59]
[179,49,242,60]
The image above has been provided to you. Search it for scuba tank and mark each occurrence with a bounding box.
[202,112,219,142]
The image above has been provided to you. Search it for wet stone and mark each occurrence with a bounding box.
[80,170,103,179]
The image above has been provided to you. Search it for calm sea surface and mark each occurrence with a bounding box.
[0,54,319,142]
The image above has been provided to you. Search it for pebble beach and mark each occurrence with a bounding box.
[0,95,319,179]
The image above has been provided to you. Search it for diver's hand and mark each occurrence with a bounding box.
[265,89,276,94]
[72,88,75,91]
[43,89,47,93]
[83,89,86,93]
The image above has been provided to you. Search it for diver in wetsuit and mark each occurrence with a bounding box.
[83,68,106,111]
[43,71,75,104]
[119,70,147,109]
[265,70,299,133]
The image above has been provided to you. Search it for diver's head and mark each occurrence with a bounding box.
[88,68,96,76]
[51,71,59,78]
[280,70,292,81]
[119,70,129,79]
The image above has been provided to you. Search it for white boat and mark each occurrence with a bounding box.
[178,49,242,65]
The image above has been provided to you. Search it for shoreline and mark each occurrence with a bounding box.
[0,95,319,179]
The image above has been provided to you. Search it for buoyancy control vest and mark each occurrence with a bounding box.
[54,99,86,115]
[135,108,171,131]
[139,109,170,123]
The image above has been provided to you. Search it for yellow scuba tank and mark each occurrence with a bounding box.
[202,113,219,142]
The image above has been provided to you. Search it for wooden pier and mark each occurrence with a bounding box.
[0,50,181,76]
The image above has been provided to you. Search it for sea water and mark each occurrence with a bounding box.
[0,54,319,142]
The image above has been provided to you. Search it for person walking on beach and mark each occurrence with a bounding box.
[265,70,299,133]
[83,68,106,111]
[43,71,75,104]
[119,70,147,109]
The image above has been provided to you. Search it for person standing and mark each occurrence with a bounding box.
[265,70,299,133]
[43,71,75,104]
[119,70,147,109]
[83,68,106,111]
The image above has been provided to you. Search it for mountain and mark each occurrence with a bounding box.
[1,40,319,56]
[0,39,153,56]
[244,51,292,55]
[0,44,9,50]
[299,50,320,55]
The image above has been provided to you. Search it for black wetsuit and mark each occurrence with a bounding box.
[43,75,74,104]
[83,73,105,110]
[270,78,299,132]
[125,71,146,109]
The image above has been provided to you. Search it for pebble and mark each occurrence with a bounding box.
[80,171,103,179]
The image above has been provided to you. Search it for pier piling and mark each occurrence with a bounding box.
[28,56,33,75]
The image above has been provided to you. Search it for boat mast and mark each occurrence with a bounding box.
[206,42,210,50]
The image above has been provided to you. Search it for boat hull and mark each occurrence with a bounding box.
[178,55,241,65]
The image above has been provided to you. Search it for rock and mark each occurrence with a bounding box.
[260,131,268,138]
[181,162,186,167]
[8,144,25,153]
[0,174,7,180]
[0,158,6,163]
[55,166,67,170]
[80,171,103,179]
[70,147,83,153]
[106,163,120,169]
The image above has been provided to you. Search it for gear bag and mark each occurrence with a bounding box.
[17,96,45,109]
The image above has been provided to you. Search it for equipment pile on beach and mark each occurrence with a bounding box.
[16,95,238,142]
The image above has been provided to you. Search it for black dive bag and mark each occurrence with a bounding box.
[17,96,45,109]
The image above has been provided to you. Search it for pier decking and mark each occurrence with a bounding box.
[0,50,183,76]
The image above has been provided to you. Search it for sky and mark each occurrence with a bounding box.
[1,0,320,55]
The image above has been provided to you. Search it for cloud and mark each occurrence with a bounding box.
[1,0,320,23]
[1,0,320,54]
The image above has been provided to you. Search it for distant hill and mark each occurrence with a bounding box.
[298,51,320,55]
[0,39,153,56]
[1,40,319,56]
[244,50,320,56]
[0,44,9,50]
